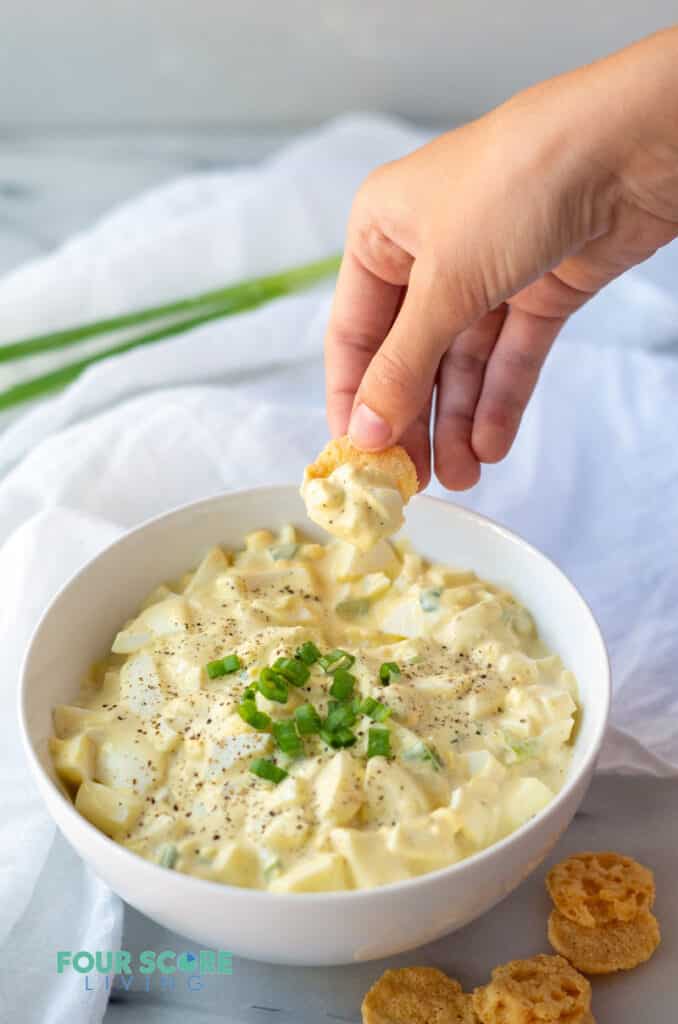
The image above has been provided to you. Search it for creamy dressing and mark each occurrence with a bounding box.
[301,463,404,551]
[51,517,578,892]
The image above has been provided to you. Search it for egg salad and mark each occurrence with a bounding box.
[50,452,578,893]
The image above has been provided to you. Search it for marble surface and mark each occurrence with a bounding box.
[0,131,291,278]
[102,775,677,1023]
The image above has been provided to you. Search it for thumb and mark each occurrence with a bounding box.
[348,261,484,450]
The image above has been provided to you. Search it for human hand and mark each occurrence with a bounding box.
[325,29,678,489]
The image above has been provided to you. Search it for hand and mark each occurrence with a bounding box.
[325,29,678,489]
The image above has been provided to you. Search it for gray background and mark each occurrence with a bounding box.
[0,1,676,128]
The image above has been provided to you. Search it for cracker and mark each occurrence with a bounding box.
[546,851,655,928]
[361,966,478,1024]
[547,908,661,975]
[471,954,591,1024]
[304,436,419,502]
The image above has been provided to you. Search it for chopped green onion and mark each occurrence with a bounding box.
[242,684,257,701]
[272,720,304,756]
[263,856,282,882]
[329,669,356,701]
[296,641,321,665]
[269,542,299,561]
[206,659,227,679]
[379,661,401,685]
[360,696,392,722]
[403,741,443,769]
[294,703,322,735]
[238,700,272,731]
[335,597,370,619]
[325,702,357,733]
[320,727,357,749]
[367,726,392,759]
[318,649,355,674]
[158,843,178,869]
[273,656,310,686]
[419,587,442,612]
[205,653,241,678]
[250,758,288,784]
[504,735,538,763]
[257,668,289,703]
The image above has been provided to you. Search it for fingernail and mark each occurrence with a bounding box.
[349,404,392,450]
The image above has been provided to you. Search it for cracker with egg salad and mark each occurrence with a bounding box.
[304,436,419,502]
[547,908,660,975]
[361,966,478,1024]
[471,954,592,1024]
[546,851,655,928]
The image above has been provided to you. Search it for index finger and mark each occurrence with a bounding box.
[324,248,404,438]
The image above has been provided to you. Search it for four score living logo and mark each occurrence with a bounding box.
[57,948,233,993]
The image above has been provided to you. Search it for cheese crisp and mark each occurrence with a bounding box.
[50,448,579,893]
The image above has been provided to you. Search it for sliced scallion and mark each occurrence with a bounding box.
[257,668,289,703]
[295,703,322,735]
[378,661,401,685]
[329,669,356,701]
[250,758,288,784]
[367,727,392,759]
[296,641,321,665]
[238,700,272,731]
[318,649,355,674]
[320,727,357,749]
[272,720,303,757]
[273,656,310,686]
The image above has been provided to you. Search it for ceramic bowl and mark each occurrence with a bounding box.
[19,487,610,965]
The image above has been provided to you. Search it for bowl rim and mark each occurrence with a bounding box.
[19,484,611,905]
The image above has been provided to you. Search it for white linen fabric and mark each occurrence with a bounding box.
[0,115,676,1023]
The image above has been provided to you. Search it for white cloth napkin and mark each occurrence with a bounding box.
[0,115,677,1023]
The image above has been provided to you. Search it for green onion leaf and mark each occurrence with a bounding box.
[273,657,310,686]
[269,542,299,561]
[296,641,321,665]
[238,700,272,731]
[367,726,392,759]
[335,597,370,620]
[257,668,289,704]
[158,843,178,869]
[360,696,392,722]
[320,727,357,749]
[206,653,242,678]
[403,741,443,769]
[272,720,304,757]
[205,659,227,679]
[318,649,355,674]
[419,587,442,612]
[325,702,357,732]
[294,703,322,735]
[242,684,257,701]
[250,758,288,784]
[378,661,401,685]
[329,669,356,701]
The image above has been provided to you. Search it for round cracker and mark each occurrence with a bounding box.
[546,851,655,928]
[304,436,419,502]
[361,966,477,1024]
[547,908,661,975]
[472,954,590,1024]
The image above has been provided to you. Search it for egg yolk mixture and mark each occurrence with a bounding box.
[50,463,578,892]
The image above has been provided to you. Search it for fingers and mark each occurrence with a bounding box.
[399,395,433,491]
[433,307,507,490]
[348,261,458,450]
[471,305,564,463]
[324,249,405,438]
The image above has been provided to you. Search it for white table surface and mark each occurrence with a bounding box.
[101,775,677,1024]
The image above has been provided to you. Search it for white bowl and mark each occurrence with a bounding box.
[19,487,610,966]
